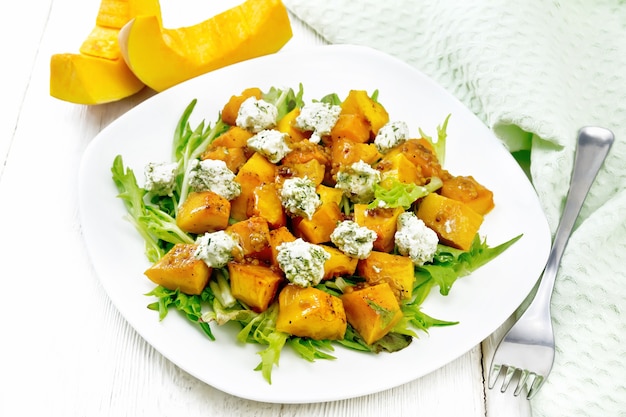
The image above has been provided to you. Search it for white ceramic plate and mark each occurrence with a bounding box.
[79,44,551,404]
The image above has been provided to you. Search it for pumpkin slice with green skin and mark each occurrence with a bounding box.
[50,0,161,105]
[118,0,293,92]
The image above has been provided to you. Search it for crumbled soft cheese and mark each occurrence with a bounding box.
[294,101,342,144]
[276,238,330,287]
[187,159,241,200]
[194,231,241,268]
[236,97,278,133]
[335,160,381,203]
[394,212,438,266]
[280,177,321,219]
[374,120,410,153]
[330,220,377,260]
[247,129,291,163]
[144,161,178,196]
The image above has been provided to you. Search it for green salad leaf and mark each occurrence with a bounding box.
[367,177,443,209]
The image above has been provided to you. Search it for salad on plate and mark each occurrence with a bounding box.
[111,84,520,383]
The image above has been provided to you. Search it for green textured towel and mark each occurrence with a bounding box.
[283,1,626,415]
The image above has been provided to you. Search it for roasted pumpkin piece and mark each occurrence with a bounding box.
[316,184,344,206]
[340,90,389,137]
[144,243,211,295]
[330,138,381,177]
[416,192,483,251]
[353,204,404,253]
[200,146,248,174]
[330,113,371,143]
[226,216,271,260]
[249,183,286,229]
[276,107,309,142]
[383,138,449,184]
[292,202,342,244]
[221,87,263,125]
[211,125,254,148]
[341,282,403,345]
[376,152,421,187]
[282,159,326,186]
[176,191,230,234]
[276,284,347,340]
[356,251,415,300]
[320,245,358,279]
[268,226,297,268]
[230,152,277,221]
[228,261,284,312]
[440,175,495,215]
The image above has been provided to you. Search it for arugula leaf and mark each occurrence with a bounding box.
[417,234,523,295]
[419,113,451,164]
[112,155,193,262]
[288,338,336,361]
[146,286,215,340]
[262,84,304,121]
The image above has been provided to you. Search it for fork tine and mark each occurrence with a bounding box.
[500,366,517,393]
[514,369,530,396]
[487,364,502,389]
[526,374,546,399]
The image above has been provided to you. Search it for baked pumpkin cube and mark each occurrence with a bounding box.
[249,183,286,229]
[353,204,404,253]
[292,202,342,244]
[144,243,212,295]
[330,113,371,143]
[316,184,344,206]
[228,261,284,312]
[176,190,230,234]
[211,125,253,148]
[330,138,381,177]
[416,192,483,251]
[230,152,277,221]
[440,175,495,215]
[276,284,347,340]
[356,251,415,300]
[268,226,297,268]
[226,216,271,260]
[284,159,326,186]
[276,107,309,142]
[341,282,403,345]
[320,244,358,279]
[377,152,422,187]
[340,90,389,136]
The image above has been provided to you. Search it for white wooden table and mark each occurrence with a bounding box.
[0,1,532,416]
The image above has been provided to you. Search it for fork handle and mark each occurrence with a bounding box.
[530,127,614,310]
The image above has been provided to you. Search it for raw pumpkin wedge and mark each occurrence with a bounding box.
[118,0,293,92]
[49,0,160,104]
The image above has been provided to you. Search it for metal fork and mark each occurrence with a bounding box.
[487,126,614,399]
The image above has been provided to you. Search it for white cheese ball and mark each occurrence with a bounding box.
[294,101,342,144]
[194,231,241,268]
[374,120,409,153]
[144,161,179,196]
[335,160,381,203]
[280,176,321,220]
[247,129,291,163]
[187,159,241,200]
[394,212,438,266]
[276,238,330,287]
[330,220,377,260]
[236,97,278,133]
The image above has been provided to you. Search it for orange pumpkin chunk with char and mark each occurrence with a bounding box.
[341,282,403,345]
[416,192,483,251]
[228,262,284,312]
[144,243,211,295]
[276,284,347,340]
[176,191,230,234]
[357,251,415,301]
